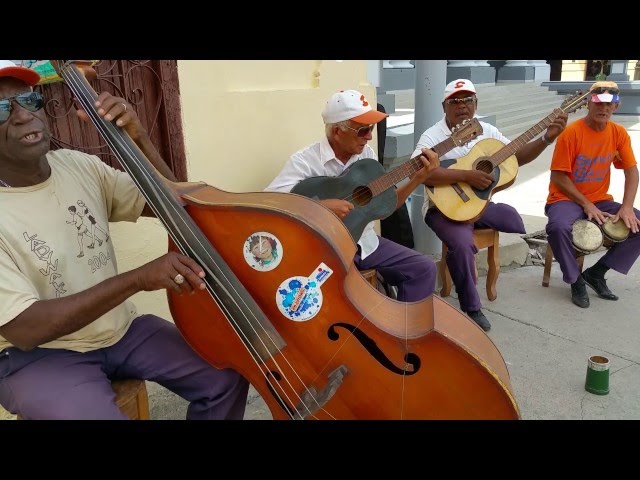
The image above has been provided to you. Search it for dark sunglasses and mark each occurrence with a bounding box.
[445,96,475,106]
[591,87,619,95]
[0,91,45,124]
[344,123,375,137]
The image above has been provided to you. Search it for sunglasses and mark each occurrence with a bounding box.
[591,87,620,95]
[0,91,45,124]
[344,123,375,137]
[445,96,476,106]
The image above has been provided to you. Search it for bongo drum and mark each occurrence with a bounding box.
[601,218,630,248]
[571,219,603,254]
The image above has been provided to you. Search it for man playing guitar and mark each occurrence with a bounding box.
[411,79,567,331]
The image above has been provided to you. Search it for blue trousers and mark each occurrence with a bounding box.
[0,314,249,420]
[426,202,526,312]
[355,236,436,302]
[545,200,640,284]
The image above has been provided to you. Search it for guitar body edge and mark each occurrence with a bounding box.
[427,139,519,222]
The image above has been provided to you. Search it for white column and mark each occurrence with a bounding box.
[474,60,490,66]
[528,60,550,81]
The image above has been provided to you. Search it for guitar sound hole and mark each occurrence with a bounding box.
[352,186,372,207]
[475,159,494,174]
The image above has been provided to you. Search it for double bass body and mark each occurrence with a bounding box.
[168,185,520,420]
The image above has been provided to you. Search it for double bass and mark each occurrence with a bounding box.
[55,61,520,419]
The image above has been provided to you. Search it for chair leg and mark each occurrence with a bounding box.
[542,244,554,287]
[577,255,585,272]
[485,230,500,301]
[439,245,452,297]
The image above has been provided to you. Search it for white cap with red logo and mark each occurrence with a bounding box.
[321,89,388,124]
[443,79,477,101]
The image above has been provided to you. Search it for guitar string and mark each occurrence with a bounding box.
[337,128,475,205]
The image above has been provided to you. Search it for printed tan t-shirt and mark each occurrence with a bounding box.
[0,149,146,352]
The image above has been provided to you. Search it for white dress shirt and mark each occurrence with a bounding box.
[265,136,379,260]
[410,116,511,218]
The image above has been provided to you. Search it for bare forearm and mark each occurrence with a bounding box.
[0,270,142,351]
[395,178,422,208]
[550,171,591,208]
[134,133,177,182]
[515,137,549,166]
[622,167,639,209]
[424,167,469,186]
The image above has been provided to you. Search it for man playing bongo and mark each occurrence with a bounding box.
[545,80,640,308]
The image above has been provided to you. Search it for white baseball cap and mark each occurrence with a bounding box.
[0,60,40,86]
[443,79,476,101]
[321,89,388,124]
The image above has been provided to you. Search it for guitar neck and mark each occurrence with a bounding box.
[368,136,458,196]
[489,110,561,167]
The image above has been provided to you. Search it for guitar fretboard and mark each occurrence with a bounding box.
[368,136,457,196]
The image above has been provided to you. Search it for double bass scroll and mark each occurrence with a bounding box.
[53,60,521,419]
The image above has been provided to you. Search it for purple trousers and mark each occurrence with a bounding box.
[426,202,526,312]
[355,236,436,302]
[0,314,249,420]
[545,200,640,284]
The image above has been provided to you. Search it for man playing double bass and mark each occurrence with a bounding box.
[0,60,249,419]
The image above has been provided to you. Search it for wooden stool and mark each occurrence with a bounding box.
[17,378,150,420]
[439,228,500,301]
[360,268,378,288]
[542,243,585,287]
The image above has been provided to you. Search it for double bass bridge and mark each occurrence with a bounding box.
[293,365,349,419]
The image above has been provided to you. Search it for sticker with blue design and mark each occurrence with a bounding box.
[276,263,334,321]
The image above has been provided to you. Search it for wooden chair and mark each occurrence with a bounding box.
[439,228,500,301]
[542,244,585,287]
[17,378,150,420]
[360,268,378,288]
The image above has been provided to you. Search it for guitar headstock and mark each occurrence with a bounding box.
[50,60,99,81]
[451,118,483,147]
[560,90,590,114]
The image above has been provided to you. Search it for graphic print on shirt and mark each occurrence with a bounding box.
[66,200,110,258]
[573,152,613,183]
[22,231,67,298]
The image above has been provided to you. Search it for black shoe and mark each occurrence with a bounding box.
[571,277,590,308]
[582,269,618,301]
[467,310,491,332]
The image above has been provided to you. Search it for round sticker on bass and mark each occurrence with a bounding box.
[243,232,283,272]
[276,276,323,322]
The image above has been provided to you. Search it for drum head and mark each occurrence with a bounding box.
[602,218,630,242]
[572,219,603,253]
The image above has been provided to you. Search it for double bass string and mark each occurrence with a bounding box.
[62,63,329,419]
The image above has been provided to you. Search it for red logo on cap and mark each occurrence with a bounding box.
[455,81,466,89]
[360,95,369,107]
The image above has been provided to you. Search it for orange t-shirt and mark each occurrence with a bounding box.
[547,119,636,205]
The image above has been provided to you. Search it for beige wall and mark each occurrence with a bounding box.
[111,60,377,321]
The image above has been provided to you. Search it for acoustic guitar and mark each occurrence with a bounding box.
[426,91,590,223]
[291,118,482,240]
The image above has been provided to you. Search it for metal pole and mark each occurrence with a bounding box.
[410,60,448,255]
